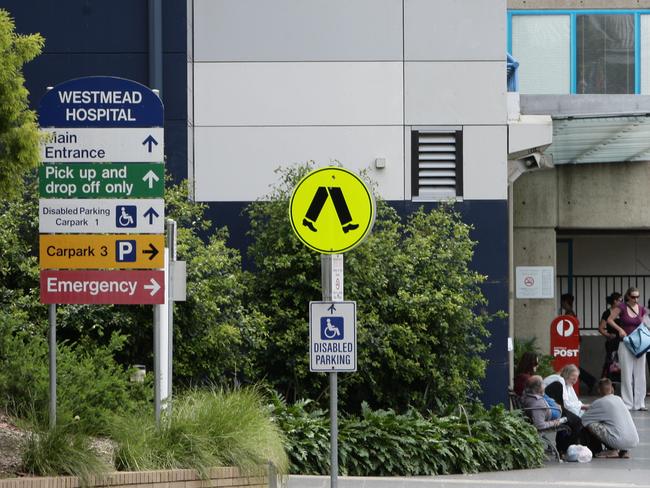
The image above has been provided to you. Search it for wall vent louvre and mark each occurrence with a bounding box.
[411,130,463,199]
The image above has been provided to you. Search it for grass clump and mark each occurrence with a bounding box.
[21,422,109,484]
[112,387,288,475]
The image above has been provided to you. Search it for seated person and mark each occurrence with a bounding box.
[521,375,567,430]
[513,352,538,397]
[543,364,590,417]
[581,378,639,459]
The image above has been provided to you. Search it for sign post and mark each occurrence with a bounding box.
[289,166,374,488]
[38,76,165,426]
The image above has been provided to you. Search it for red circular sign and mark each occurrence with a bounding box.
[523,276,535,287]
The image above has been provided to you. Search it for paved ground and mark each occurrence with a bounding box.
[287,403,650,488]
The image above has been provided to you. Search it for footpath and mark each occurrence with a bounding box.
[288,405,650,488]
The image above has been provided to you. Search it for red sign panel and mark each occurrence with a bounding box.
[550,315,580,393]
[40,269,165,305]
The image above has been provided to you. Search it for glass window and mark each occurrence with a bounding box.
[512,15,571,94]
[576,15,634,94]
[641,15,650,94]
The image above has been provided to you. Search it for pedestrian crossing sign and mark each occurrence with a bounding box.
[289,167,375,254]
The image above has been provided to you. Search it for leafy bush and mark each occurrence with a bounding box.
[0,311,150,435]
[246,164,493,411]
[21,422,109,484]
[273,399,545,475]
[112,388,288,475]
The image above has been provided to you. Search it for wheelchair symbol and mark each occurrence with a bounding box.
[116,205,137,228]
[320,317,344,340]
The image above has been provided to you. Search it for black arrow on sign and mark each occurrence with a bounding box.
[142,243,159,261]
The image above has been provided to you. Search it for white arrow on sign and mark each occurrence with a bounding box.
[143,278,161,296]
[142,170,160,188]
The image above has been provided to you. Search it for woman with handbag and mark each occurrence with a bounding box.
[607,287,647,411]
[598,292,622,380]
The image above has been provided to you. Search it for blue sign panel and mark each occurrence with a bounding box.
[320,316,344,340]
[38,77,164,128]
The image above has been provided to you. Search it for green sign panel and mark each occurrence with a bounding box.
[39,163,164,198]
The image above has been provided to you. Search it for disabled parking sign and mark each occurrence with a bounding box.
[310,301,356,372]
[289,167,375,254]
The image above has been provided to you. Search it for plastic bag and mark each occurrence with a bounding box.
[565,444,592,463]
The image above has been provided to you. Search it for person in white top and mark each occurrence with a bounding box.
[543,364,590,416]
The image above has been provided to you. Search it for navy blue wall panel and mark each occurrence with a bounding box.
[165,120,187,182]
[24,53,149,107]
[0,0,187,180]
[3,0,148,53]
[163,52,187,121]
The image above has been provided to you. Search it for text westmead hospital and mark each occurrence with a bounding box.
[57,90,142,122]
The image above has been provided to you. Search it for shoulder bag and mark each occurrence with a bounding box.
[623,318,650,358]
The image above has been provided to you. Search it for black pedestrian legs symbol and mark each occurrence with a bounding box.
[303,186,359,233]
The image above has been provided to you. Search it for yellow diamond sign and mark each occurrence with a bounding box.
[289,167,375,254]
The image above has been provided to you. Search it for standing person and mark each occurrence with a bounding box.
[598,292,622,379]
[581,378,639,458]
[607,287,648,411]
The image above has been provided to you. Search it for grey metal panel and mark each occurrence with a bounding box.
[405,61,507,125]
[193,0,403,61]
[405,0,506,61]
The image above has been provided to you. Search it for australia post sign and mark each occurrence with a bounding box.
[550,315,580,380]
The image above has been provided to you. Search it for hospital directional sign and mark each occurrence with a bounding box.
[40,128,164,163]
[289,167,375,254]
[38,76,165,306]
[39,163,164,198]
[40,234,164,269]
[39,198,164,234]
[309,301,357,372]
[40,269,165,305]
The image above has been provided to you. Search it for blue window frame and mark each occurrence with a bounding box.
[508,9,650,94]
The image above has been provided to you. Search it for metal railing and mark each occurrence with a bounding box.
[556,275,650,330]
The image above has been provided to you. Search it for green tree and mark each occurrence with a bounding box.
[0,9,43,199]
[246,164,493,411]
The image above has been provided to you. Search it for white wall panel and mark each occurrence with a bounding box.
[405,0,505,61]
[194,62,404,126]
[404,62,506,125]
[462,126,507,200]
[193,0,403,62]
[193,126,404,202]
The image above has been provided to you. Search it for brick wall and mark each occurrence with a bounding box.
[0,467,268,488]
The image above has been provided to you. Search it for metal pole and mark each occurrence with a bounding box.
[329,372,338,488]
[166,219,176,410]
[48,304,57,429]
[321,254,340,488]
[153,305,161,425]
[148,0,163,95]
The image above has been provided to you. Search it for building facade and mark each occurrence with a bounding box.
[509,0,650,380]
[4,0,535,406]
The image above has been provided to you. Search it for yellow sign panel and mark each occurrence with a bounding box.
[289,167,375,254]
[40,234,164,269]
